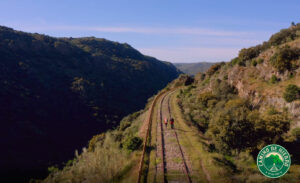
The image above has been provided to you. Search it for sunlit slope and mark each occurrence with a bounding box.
[177,23,300,182]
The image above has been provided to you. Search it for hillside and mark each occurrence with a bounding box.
[0,26,181,182]
[174,62,216,75]
[44,23,300,183]
[176,23,300,182]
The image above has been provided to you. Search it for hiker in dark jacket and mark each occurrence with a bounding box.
[170,118,174,129]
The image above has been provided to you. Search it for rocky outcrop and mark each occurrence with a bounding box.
[226,62,300,127]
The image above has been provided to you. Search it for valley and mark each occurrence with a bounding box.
[1,2,300,182]
[174,62,216,76]
[43,23,300,183]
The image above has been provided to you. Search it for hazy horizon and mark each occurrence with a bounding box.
[1,0,299,63]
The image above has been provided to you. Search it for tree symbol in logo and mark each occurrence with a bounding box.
[265,153,284,172]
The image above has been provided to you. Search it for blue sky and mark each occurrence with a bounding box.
[0,0,299,62]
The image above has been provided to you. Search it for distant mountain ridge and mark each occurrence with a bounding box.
[0,26,181,182]
[174,62,217,75]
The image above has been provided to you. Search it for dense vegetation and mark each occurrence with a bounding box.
[270,46,300,72]
[174,62,216,75]
[176,24,300,182]
[231,22,300,67]
[178,79,291,153]
[0,26,180,182]
[177,75,300,182]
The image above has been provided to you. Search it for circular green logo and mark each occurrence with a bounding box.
[257,144,291,178]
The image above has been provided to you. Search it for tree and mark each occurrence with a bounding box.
[208,99,256,154]
[238,46,261,62]
[283,84,300,102]
[260,109,290,143]
[207,100,291,154]
[123,136,142,151]
[206,62,224,76]
[270,46,300,72]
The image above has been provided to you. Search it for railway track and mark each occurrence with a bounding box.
[157,91,192,183]
[137,90,192,183]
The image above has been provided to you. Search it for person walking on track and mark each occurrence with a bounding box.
[164,117,168,127]
[170,117,174,129]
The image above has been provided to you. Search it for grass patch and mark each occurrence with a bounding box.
[155,157,162,165]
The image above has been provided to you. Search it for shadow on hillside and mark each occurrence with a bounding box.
[283,140,300,164]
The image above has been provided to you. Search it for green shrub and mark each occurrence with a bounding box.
[288,72,295,79]
[223,75,228,80]
[206,62,225,76]
[238,46,261,62]
[230,57,243,66]
[270,46,300,72]
[202,78,210,86]
[112,131,123,142]
[266,107,279,115]
[118,111,141,131]
[181,85,195,97]
[197,92,217,107]
[211,80,237,99]
[251,59,257,66]
[123,136,142,151]
[88,133,105,152]
[270,75,279,84]
[283,84,300,102]
[48,166,59,174]
[257,58,264,64]
[208,98,291,154]
[65,158,76,167]
[260,110,290,143]
[269,25,300,46]
[119,121,131,131]
[184,76,194,86]
[208,99,255,154]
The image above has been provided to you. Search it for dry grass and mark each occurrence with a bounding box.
[44,106,148,183]
[44,133,134,183]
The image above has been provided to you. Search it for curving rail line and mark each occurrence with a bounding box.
[136,90,169,183]
[137,89,192,183]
